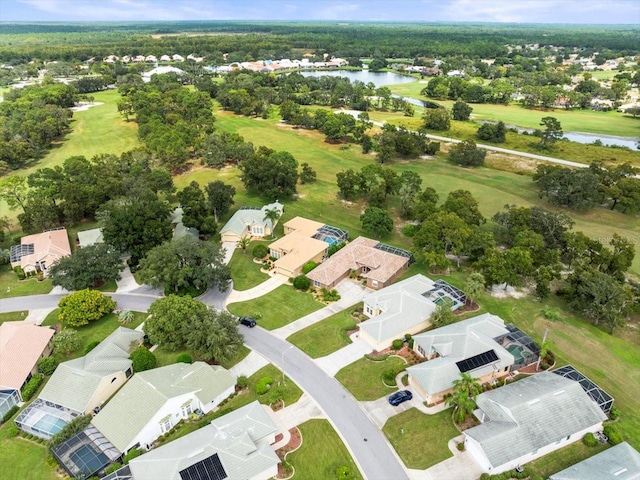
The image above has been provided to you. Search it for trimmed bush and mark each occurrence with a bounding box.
[176,353,192,364]
[604,424,624,445]
[14,266,26,280]
[37,357,58,376]
[252,244,268,259]
[255,376,273,395]
[84,340,100,354]
[302,261,317,274]
[236,375,249,389]
[7,426,20,437]
[105,462,122,475]
[130,348,157,372]
[609,406,620,420]
[292,274,310,291]
[21,373,43,401]
[123,448,143,464]
[1,405,19,423]
[480,473,490,480]
[404,333,415,349]
[391,339,404,350]
[583,432,598,447]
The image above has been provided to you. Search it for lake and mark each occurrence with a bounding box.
[300,70,416,87]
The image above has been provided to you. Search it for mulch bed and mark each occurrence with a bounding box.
[372,344,424,366]
[276,427,302,479]
[455,300,480,314]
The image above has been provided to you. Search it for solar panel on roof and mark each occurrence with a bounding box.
[179,453,228,480]
[456,350,499,373]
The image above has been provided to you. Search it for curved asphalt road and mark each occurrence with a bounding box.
[0,293,409,480]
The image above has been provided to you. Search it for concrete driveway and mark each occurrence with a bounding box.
[360,391,421,429]
[225,275,288,305]
[222,241,237,265]
[409,436,483,480]
[228,349,269,378]
[314,333,374,377]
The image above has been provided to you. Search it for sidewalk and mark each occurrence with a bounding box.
[314,332,373,377]
[268,392,326,450]
[24,308,55,326]
[271,280,368,339]
[225,275,288,305]
[409,435,483,480]
[228,350,269,378]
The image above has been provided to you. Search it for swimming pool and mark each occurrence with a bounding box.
[33,413,67,437]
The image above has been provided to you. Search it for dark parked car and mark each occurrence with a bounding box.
[239,317,257,328]
[388,390,413,406]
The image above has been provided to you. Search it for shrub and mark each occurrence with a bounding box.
[105,462,122,475]
[391,339,404,350]
[302,261,317,274]
[328,242,346,257]
[118,310,135,324]
[456,441,465,451]
[7,426,20,437]
[58,289,116,327]
[583,432,598,447]
[255,376,273,395]
[402,224,419,237]
[604,424,623,445]
[130,348,157,372]
[292,274,310,291]
[252,244,268,259]
[236,375,249,389]
[321,288,341,302]
[609,406,620,420]
[21,373,44,401]
[480,474,490,480]
[49,415,92,447]
[37,357,58,376]
[14,266,25,280]
[176,353,192,364]
[84,340,100,354]
[123,448,143,464]
[404,333,414,349]
[1,405,19,423]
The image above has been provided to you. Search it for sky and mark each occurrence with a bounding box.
[1,0,639,24]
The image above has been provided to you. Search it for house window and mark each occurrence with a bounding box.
[313,280,321,288]
[361,266,370,274]
[417,345,426,357]
[181,401,192,417]
[253,226,264,235]
[271,250,281,259]
[125,368,132,378]
[365,305,374,316]
[111,377,117,383]
[159,416,172,433]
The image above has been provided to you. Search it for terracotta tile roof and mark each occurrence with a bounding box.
[283,217,324,237]
[11,228,71,272]
[0,323,54,391]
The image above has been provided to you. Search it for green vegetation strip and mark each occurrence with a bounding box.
[0,265,52,299]
[287,419,364,480]
[227,285,323,330]
[335,356,405,401]
[383,408,459,470]
[228,243,269,291]
[154,345,250,370]
[0,311,29,324]
[287,306,359,358]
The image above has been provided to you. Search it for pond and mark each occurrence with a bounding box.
[299,70,416,87]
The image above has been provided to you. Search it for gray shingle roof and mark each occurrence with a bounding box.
[407,313,514,395]
[360,274,438,344]
[92,362,235,452]
[465,372,608,469]
[220,201,284,236]
[549,442,640,480]
[39,327,143,413]
[129,401,279,480]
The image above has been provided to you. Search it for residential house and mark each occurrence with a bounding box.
[0,323,54,410]
[219,201,284,244]
[141,65,186,82]
[77,227,104,248]
[90,362,235,454]
[125,401,280,480]
[269,217,347,278]
[464,372,608,474]
[15,327,143,439]
[10,227,71,276]
[169,207,199,241]
[406,313,516,405]
[306,236,412,291]
[359,275,466,351]
[548,442,640,480]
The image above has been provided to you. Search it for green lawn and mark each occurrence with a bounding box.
[335,356,406,401]
[386,80,640,137]
[227,285,324,330]
[383,408,459,470]
[288,419,364,480]
[527,441,609,479]
[228,242,269,290]
[0,264,53,299]
[153,344,250,370]
[43,309,147,360]
[0,311,28,324]
[287,305,360,358]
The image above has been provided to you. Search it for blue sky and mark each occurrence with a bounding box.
[1,0,639,23]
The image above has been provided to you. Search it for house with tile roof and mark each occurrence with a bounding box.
[548,441,640,480]
[126,401,280,480]
[464,372,608,474]
[0,323,54,405]
[15,327,143,439]
[220,201,284,244]
[359,274,466,351]
[406,313,515,405]
[10,227,71,276]
[91,362,235,453]
[306,236,411,291]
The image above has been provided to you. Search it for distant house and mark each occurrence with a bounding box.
[464,372,607,474]
[359,274,466,351]
[77,227,104,248]
[126,401,280,480]
[141,66,186,82]
[548,442,640,480]
[15,327,143,439]
[269,217,348,278]
[10,227,71,276]
[406,313,517,405]
[306,236,412,291]
[219,201,284,244]
[0,323,54,409]
[169,207,199,241]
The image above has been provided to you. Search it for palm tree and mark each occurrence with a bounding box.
[465,272,485,305]
[445,372,482,424]
[237,236,250,254]
[263,207,281,239]
[536,326,550,371]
